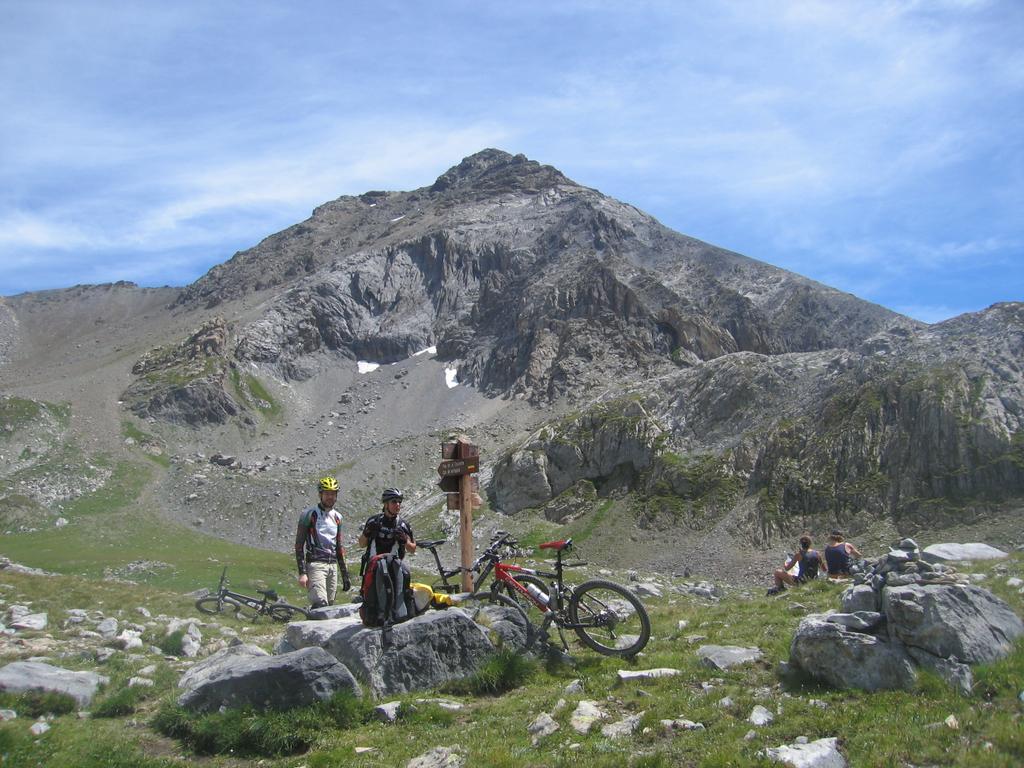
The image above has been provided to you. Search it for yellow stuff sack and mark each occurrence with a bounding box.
[409,582,434,614]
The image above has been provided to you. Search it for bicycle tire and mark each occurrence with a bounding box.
[568,579,650,657]
[268,604,308,623]
[194,596,225,615]
[492,574,551,609]
[464,591,536,652]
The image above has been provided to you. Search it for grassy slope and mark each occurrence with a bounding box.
[1,554,1022,767]
[1,458,302,599]
[1,411,1022,766]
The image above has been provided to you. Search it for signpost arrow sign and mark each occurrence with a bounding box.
[437,458,478,477]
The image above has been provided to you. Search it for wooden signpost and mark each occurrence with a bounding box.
[438,435,481,592]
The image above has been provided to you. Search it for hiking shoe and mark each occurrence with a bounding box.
[766,586,783,596]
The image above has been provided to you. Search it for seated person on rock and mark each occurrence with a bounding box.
[358,487,417,572]
[824,530,862,580]
[767,534,822,595]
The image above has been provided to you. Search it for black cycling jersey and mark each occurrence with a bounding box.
[362,513,414,560]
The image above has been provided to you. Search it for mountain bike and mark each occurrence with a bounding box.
[420,532,650,657]
[195,567,310,622]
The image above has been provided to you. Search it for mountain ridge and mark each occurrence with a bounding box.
[0,149,1020,583]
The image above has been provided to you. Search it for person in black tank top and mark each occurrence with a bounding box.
[767,534,821,595]
[824,530,862,579]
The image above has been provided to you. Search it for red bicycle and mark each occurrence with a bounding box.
[482,533,651,658]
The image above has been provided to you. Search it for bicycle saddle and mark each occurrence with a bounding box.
[417,539,446,549]
[259,589,279,601]
[539,539,572,551]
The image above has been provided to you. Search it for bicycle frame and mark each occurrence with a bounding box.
[419,535,513,594]
[211,569,278,613]
[491,549,600,632]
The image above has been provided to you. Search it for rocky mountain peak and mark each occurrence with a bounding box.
[429,148,573,195]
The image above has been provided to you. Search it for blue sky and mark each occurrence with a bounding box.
[1,1,1021,323]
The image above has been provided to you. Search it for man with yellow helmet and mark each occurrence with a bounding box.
[294,476,350,608]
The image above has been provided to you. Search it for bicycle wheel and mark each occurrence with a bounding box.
[568,579,650,657]
[492,574,551,609]
[462,591,536,652]
[268,604,308,623]
[194,596,225,615]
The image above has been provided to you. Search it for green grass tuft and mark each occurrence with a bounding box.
[155,628,186,656]
[444,648,537,696]
[92,685,147,718]
[0,689,77,717]
[152,690,371,758]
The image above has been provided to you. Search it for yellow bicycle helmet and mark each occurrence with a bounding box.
[318,476,339,492]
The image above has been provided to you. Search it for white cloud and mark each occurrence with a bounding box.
[0,0,1019,316]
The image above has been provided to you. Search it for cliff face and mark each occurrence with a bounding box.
[170,150,907,407]
[489,302,1024,547]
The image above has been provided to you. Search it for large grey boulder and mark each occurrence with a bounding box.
[840,584,878,613]
[790,615,917,691]
[285,609,501,698]
[882,584,1024,664]
[0,661,109,707]
[177,645,360,712]
[920,543,1008,563]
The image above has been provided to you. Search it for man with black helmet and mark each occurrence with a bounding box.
[359,487,417,558]
[295,476,351,608]
[358,487,416,575]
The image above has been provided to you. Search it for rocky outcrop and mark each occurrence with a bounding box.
[489,396,663,514]
[282,608,526,698]
[789,539,1023,692]
[122,317,243,426]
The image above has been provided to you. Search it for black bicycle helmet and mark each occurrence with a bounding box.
[381,487,404,503]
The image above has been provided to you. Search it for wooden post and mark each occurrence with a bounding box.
[437,435,480,593]
[457,437,479,592]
